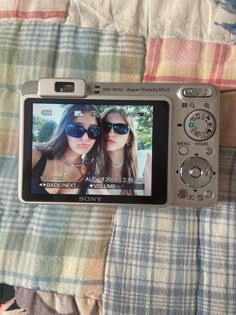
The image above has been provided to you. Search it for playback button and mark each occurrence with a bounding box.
[206,147,214,155]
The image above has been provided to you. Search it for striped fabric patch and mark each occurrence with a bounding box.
[143,38,236,90]
[0,21,145,157]
[0,22,145,90]
[0,21,145,298]
[103,147,236,314]
[0,0,68,20]
[0,179,116,297]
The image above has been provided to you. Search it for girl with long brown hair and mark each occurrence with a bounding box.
[101,107,151,195]
[31,104,103,195]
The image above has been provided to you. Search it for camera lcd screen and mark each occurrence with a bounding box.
[21,99,169,205]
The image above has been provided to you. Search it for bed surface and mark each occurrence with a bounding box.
[0,1,236,314]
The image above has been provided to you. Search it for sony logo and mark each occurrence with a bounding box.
[78,196,102,202]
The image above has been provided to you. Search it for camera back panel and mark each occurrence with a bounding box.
[19,79,219,207]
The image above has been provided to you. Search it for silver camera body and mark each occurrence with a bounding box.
[19,79,219,207]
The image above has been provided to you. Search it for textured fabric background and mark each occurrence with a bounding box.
[0,0,236,314]
[0,20,145,299]
[144,38,236,90]
[103,148,236,314]
[14,287,103,315]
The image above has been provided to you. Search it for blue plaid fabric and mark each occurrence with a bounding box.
[0,20,145,298]
[103,147,236,314]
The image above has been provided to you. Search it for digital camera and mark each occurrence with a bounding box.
[18,78,219,207]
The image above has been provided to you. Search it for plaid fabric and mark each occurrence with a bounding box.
[1,1,236,314]
[144,38,236,90]
[0,20,145,298]
[103,149,236,315]
[103,30,236,314]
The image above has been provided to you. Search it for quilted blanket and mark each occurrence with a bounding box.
[0,0,236,314]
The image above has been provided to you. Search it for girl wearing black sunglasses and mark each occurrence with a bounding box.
[31,104,103,195]
[101,107,152,196]
[101,107,147,195]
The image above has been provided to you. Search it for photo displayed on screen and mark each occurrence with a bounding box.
[31,103,153,196]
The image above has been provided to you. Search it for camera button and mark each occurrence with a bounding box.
[178,146,189,155]
[206,147,214,155]
[184,109,216,141]
[178,189,188,199]
[198,195,204,201]
[180,157,212,189]
[205,191,214,199]
[189,167,202,178]
[182,87,213,97]
[188,194,194,200]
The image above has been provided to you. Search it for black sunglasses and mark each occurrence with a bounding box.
[102,121,130,135]
[65,123,101,139]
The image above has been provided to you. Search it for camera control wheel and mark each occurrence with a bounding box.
[184,109,216,141]
[180,157,212,189]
